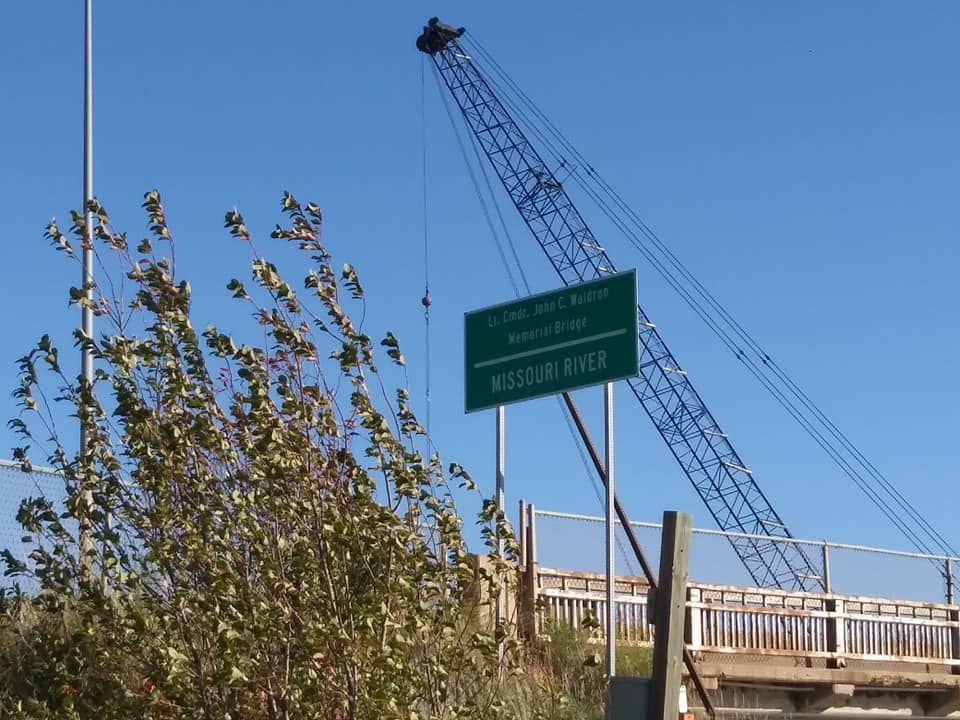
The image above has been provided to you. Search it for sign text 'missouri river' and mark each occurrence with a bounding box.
[464,271,639,412]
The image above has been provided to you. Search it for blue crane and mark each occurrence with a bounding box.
[417,18,822,591]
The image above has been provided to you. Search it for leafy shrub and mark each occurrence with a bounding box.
[1,192,518,719]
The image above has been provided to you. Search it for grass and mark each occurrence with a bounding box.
[503,617,652,720]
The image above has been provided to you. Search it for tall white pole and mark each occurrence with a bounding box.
[82,1,94,380]
[79,0,94,564]
[604,382,616,677]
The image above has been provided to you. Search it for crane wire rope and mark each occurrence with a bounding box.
[496,78,948,566]
[431,63,639,576]
[569,166,942,560]
[511,88,957,559]
[472,37,945,531]
[420,57,434,447]
[557,144,940,560]
[469,61,932,554]
[434,50,819,578]
[466,36,955,562]
[431,63,523,297]
[435,55,802,570]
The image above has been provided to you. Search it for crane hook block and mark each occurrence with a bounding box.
[416,17,465,54]
[422,289,432,308]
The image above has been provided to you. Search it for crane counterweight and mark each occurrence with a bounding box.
[416,18,465,54]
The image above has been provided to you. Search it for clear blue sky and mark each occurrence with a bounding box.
[1,2,957,589]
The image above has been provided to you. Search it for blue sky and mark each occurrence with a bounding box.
[0,2,957,589]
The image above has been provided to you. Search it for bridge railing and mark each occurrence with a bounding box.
[535,567,654,644]
[520,498,960,667]
[690,584,960,666]
[527,566,960,668]
[523,501,960,604]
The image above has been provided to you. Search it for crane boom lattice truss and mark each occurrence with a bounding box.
[417,18,821,591]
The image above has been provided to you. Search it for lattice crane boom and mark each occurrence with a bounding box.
[417,18,822,591]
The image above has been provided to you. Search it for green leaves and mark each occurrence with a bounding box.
[342,263,364,300]
[142,189,171,240]
[223,208,250,241]
[305,202,322,224]
[44,219,73,255]
[2,190,520,720]
[381,332,406,367]
[226,278,250,300]
[281,190,301,215]
[449,463,476,491]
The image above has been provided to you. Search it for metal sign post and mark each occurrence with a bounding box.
[463,270,639,653]
[496,404,506,627]
[604,381,616,677]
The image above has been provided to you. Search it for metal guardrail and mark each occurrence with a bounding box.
[529,506,960,602]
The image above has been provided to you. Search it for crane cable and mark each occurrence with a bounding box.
[467,36,956,563]
[431,63,524,296]
[420,57,434,446]
[431,62,640,577]
[480,51,949,563]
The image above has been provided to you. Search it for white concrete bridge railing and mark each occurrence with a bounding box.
[518,501,960,673]
[532,566,960,669]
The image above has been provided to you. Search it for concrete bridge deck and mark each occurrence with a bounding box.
[525,566,960,717]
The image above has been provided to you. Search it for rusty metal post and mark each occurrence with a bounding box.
[825,596,846,669]
[947,558,954,605]
[519,499,527,570]
[603,381,616,677]
[495,405,506,632]
[822,542,832,594]
[528,503,537,568]
[560,391,716,720]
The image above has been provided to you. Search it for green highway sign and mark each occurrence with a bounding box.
[464,271,639,412]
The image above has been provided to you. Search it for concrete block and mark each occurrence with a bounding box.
[800,683,855,712]
[607,676,652,720]
[925,688,960,717]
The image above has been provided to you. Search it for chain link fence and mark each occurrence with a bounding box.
[0,460,69,588]
[528,506,959,604]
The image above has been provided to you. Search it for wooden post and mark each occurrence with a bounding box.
[649,511,692,720]
[520,503,539,639]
